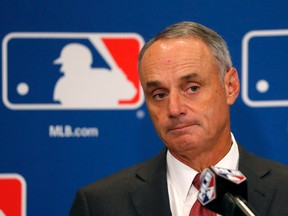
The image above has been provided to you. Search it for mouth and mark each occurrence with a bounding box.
[167,123,197,133]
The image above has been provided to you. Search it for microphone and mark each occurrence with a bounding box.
[197,166,258,216]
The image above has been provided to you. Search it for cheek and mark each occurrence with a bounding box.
[150,111,163,127]
[210,99,229,127]
[199,92,228,123]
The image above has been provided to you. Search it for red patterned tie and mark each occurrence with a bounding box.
[189,173,216,216]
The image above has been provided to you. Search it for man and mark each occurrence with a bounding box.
[70,21,288,215]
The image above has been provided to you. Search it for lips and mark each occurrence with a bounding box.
[167,123,198,133]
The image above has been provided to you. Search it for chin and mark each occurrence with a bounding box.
[165,136,201,152]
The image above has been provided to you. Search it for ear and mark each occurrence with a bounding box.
[224,67,240,105]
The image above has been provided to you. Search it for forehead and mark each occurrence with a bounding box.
[139,38,218,83]
[145,37,210,56]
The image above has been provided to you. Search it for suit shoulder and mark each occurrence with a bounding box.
[240,146,288,183]
[258,156,288,180]
[83,163,140,192]
[80,148,167,195]
[244,148,288,172]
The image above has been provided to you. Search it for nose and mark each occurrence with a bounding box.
[167,91,186,118]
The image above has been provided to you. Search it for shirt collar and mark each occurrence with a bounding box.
[215,132,239,170]
[166,132,239,202]
[167,150,197,202]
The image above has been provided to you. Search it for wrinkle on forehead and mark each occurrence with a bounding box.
[141,38,213,67]
[139,38,219,86]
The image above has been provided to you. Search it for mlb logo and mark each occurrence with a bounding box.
[2,33,145,110]
[0,174,26,216]
[242,29,288,107]
[198,170,216,205]
[213,167,246,184]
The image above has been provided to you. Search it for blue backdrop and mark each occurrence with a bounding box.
[1,0,288,215]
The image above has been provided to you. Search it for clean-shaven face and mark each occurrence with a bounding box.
[139,38,234,157]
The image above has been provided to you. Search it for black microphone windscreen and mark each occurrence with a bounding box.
[197,166,248,215]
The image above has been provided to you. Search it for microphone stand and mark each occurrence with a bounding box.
[221,193,258,216]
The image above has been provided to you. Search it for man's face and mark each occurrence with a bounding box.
[139,38,239,156]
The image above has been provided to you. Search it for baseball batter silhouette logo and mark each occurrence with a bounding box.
[2,33,144,110]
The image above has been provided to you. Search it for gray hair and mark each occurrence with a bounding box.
[138,21,232,82]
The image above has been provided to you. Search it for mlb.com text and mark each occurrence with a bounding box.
[49,125,99,138]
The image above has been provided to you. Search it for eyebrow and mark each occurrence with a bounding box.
[145,72,200,89]
[146,80,161,88]
[180,72,199,81]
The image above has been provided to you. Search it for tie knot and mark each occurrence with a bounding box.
[193,173,201,190]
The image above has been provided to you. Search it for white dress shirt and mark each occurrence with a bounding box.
[167,133,239,216]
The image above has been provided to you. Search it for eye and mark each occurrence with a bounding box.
[187,85,200,93]
[153,92,167,101]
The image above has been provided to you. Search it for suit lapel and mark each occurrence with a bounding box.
[129,148,172,216]
[238,145,276,215]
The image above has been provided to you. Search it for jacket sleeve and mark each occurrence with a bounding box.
[69,189,91,216]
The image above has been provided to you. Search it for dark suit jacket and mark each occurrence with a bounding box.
[70,146,288,216]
